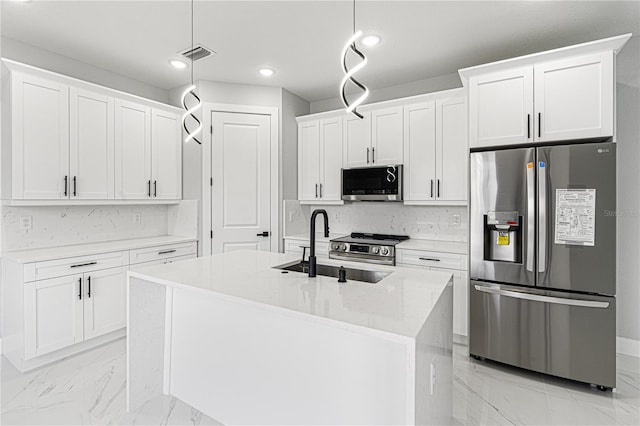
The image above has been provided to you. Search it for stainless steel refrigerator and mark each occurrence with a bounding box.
[469,142,616,390]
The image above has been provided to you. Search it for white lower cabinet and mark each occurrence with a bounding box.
[83,267,127,340]
[432,268,468,337]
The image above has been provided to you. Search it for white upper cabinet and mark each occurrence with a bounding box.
[151,108,182,200]
[343,112,371,168]
[371,106,403,166]
[10,73,69,200]
[469,67,534,148]
[534,52,614,142]
[115,100,152,200]
[461,34,630,148]
[297,116,343,203]
[70,88,115,200]
[404,93,467,204]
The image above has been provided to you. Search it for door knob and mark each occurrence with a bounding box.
[257,231,270,237]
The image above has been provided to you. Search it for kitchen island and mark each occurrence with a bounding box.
[127,250,453,425]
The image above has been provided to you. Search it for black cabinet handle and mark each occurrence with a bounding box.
[372,147,375,164]
[430,179,434,198]
[538,112,542,138]
[154,180,157,197]
[78,277,82,300]
[87,276,91,298]
[437,179,440,198]
[257,231,269,237]
[527,114,531,139]
[147,180,151,197]
[158,249,176,255]
[70,261,97,268]
[64,176,68,197]
[419,257,441,262]
[73,176,77,197]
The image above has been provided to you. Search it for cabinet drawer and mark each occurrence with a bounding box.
[129,242,197,265]
[130,253,196,271]
[396,249,467,271]
[24,251,128,282]
[284,239,329,258]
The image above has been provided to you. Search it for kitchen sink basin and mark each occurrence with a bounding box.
[274,260,391,284]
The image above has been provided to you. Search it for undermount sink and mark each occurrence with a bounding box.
[274,260,391,284]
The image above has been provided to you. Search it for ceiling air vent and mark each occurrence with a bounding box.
[180,44,215,62]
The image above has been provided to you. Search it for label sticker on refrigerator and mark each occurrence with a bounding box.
[555,189,596,246]
[497,232,510,246]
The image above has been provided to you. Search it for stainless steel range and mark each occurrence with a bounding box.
[329,233,409,266]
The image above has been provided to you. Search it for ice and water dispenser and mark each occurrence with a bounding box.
[483,211,522,263]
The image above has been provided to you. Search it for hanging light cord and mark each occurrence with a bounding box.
[340,0,369,119]
[182,0,202,144]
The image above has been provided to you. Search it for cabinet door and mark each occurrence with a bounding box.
[11,73,69,199]
[436,97,468,201]
[371,106,403,165]
[24,274,84,359]
[403,102,436,201]
[115,100,151,199]
[298,120,320,201]
[151,108,182,200]
[83,267,127,340]
[534,52,614,142]
[343,112,371,168]
[319,117,343,201]
[431,267,468,337]
[69,88,114,200]
[469,67,534,148]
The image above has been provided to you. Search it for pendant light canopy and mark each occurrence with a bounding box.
[340,0,369,119]
[181,0,202,144]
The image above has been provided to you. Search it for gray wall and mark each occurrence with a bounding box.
[1,37,169,103]
[310,72,461,113]
[615,35,640,343]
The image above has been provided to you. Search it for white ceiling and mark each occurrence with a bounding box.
[2,1,639,102]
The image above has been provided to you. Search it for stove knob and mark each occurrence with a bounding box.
[332,243,340,250]
[371,246,380,254]
[341,244,348,251]
[381,247,390,256]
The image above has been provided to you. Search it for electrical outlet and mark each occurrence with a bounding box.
[133,213,142,224]
[20,216,33,231]
[452,214,461,226]
[334,212,340,221]
[288,211,296,222]
[430,362,436,395]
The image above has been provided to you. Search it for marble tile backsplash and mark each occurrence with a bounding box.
[2,205,168,251]
[305,203,468,242]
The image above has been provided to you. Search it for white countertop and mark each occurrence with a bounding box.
[284,233,467,255]
[3,236,198,263]
[129,250,452,338]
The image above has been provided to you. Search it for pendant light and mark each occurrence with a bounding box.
[181,0,202,144]
[340,0,369,119]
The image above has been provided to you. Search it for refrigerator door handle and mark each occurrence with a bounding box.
[538,160,547,273]
[474,285,610,308]
[526,162,535,272]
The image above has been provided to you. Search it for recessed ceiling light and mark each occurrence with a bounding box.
[361,34,382,47]
[258,67,275,77]
[169,59,188,69]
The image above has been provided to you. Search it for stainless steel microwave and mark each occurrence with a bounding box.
[342,165,403,201]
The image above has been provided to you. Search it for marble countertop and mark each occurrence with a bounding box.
[284,233,467,255]
[3,235,198,263]
[129,250,452,339]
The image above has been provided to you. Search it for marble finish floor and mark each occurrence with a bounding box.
[1,338,638,425]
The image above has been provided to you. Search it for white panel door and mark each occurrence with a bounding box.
[319,116,343,201]
[83,267,127,340]
[11,73,69,199]
[404,102,436,201]
[24,274,84,359]
[211,111,271,254]
[343,112,371,168]
[69,88,114,199]
[298,120,320,201]
[469,67,534,148]
[371,106,403,166]
[436,97,468,201]
[115,100,151,199]
[534,52,614,142]
[151,108,182,200]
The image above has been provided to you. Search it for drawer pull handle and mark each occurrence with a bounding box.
[158,249,177,255]
[419,257,441,262]
[70,261,98,268]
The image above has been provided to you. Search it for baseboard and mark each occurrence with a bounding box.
[617,336,640,358]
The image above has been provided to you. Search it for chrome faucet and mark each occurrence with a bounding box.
[309,209,329,277]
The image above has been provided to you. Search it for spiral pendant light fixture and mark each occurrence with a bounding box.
[340,0,369,119]
[181,0,202,144]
